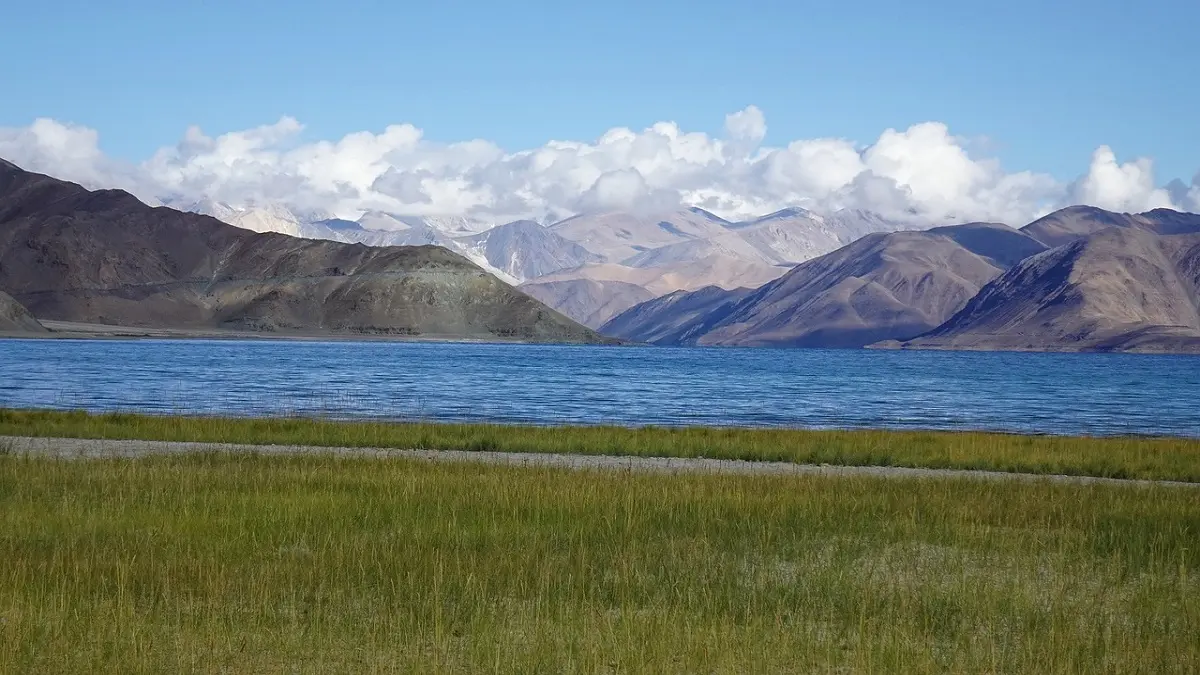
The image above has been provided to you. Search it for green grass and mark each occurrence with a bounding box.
[3,408,1200,482]
[0,452,1196,673]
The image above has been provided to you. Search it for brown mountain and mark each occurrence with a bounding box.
[1021,205,1200,247]
[600,285,754,345]
[0,290,45,333]
[0,159,603,343]
[904,227,1200,352]
[602,222,1047,347]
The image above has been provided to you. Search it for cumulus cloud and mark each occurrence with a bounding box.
[1067,146,1176,213]
[724,105,767,156]
[574,168,682,214]
[0,108,1193,227]
[0,118,147,198]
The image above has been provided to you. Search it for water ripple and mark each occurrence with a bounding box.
[1,339,1198,437]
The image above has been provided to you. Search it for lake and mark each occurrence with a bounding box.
[1,339,1197,437]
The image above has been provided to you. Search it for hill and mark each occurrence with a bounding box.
[904,227,1200,352]
[0,159,604,343]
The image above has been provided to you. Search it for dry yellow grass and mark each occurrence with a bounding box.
[1,451,1197,673]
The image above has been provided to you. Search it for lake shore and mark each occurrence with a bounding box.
[0,320,625,344]
[3,409,1199,482]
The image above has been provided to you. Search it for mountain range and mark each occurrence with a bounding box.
[905,226,1200,352]
[7,155,1200,353]
[180,200,916,328]
[601,222,1048,347]
[602,207,1200,352]
[0,159,603,342]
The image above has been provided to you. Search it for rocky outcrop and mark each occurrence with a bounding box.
[0,290,45,333]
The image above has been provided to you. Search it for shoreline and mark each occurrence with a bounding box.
[5,323,1197,353]
[0,320,623,345]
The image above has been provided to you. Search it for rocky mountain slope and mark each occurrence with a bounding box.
[517,256,786,328]
[904,227,1200,352]
[600,285,754,345]
[0,159,604,342]
[529,207,912,324]
[547,208,734,263]
[182,197,916,326]
[602,222,1047,347]
[178,202,519,283]
[617,209,842,273]
[520,278,657,329]
[457,220,602,281]
[0,290,46,333]
[1021,205,1200,247]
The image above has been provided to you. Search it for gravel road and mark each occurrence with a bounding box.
[3,435,1195,489]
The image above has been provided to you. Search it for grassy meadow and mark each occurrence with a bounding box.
[0,451,1197,673]
[2,408,1200,481]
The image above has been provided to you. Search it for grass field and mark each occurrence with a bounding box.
[0,451,1196,673]
[2,408,1200,482]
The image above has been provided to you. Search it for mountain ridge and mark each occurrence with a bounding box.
[602,222,1049,347]
[1021,205,1200,247]
[173,194,919,326]
[902,226,1200,352]
[603,206,1200,354]
[0,159,605,343]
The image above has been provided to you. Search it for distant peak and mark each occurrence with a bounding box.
[316,218,363,232]
[827,208,895,222]
[358,209,399,221]
[929,221,1011,234]
[1054,204,1122,217]
[1140,207,1191,217]
[687,206,731,223]
[757,206,811,220]
[500,219,544,230]
[356,211,407,229]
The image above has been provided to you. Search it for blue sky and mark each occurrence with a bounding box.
[2,0,1195,182]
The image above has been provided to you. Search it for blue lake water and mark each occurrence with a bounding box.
[0,339,1198,437]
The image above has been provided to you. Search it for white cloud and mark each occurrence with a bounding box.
[724,105,767,151]
[0,118,147,197]
[0,108,1193,226]
[763,138,865,200]
[1067,146,1176,213]
[574,168,681,214]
